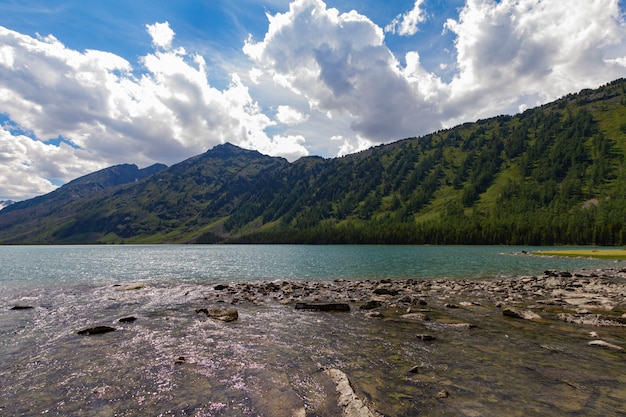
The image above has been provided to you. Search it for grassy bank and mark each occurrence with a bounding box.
[533,248,626,259]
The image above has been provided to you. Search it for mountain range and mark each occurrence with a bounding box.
[2,78,626,245]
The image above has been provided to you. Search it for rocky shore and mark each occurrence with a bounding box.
[15,267,626,416]
[202,267,626,329]
[191,267,626,416]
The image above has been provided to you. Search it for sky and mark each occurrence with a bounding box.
[1,0,626,201]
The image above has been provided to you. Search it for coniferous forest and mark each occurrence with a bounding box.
[2,79,626,245]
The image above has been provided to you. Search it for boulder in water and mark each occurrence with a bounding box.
[77,326,116,335]
[196,307,239,322]
[118,316,137,323]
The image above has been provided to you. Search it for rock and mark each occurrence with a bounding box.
[196,307,239,322]
[295,303,350,312]
[502,307,541,320]
[459,301,477,307]
[365,311,384,319]
[10,305,34,310]
[442,323,476,330]
[359,300,383,310]
[325,368,382,417]
[436,390,449,399]
[557,313,626,327]
[175,356,186,364]
[444,303,459,309]
[77,326,116,335]
[124,284,145,291]
[408,365,420,374]
[373,287,399,296]
[118,316,137,323]
[416,334,436,341]
[214,284,229,290]
[401,313,428,321]
[588,340,624,350]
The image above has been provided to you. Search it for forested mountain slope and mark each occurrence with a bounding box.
[2,79,626,245]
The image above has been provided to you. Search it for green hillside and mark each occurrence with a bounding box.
[2,79,626,245]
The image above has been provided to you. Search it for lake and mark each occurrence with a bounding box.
[1,245,624,416]
[1,244,619,289]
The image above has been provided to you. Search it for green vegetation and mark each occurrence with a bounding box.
[3,79,626,245]
[532,249,626,259]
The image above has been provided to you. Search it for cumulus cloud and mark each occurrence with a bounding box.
[244,0,444,145]
[443,0,626,125]
[0,126,101,199]
[146,21,175,50]
[385,0,427,36]
[276,105,309,125]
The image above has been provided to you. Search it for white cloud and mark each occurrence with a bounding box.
[244,0,443,145]
[146,21,175,50]
[276,105,309,125]
[0,126,103,200]
[385,0,426,36]
[442,0,626,125]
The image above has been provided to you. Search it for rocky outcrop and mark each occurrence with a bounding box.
[325,368,382,417]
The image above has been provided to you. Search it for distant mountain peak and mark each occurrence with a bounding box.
[0,200,15,211]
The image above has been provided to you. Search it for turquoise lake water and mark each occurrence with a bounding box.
[1,244,620,289]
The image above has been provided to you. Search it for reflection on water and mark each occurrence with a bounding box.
[2,281,625,416]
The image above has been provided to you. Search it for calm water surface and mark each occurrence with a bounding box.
[1,245,624,416]
[1,244,619,289]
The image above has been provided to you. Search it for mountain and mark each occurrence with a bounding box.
[3,79,626,245]
[0,163,167,242]
[0,200,15,211]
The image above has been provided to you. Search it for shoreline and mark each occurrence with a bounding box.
[195,267,626,415]
[202,267,626,324]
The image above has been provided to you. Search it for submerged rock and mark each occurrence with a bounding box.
[359,300,383,310]
[502,307,541,320]
[401,312,428,321]
[295,303,350,312]
[118,316,137,323]
[77,326,116,335]
[436,390,450,399]
[196,307,239,322]
[10,305,34,310]
[123,284,145,291]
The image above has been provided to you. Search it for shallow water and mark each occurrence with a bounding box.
[2,280,626,416]
[1,245,625,416]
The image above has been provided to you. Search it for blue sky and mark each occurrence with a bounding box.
[1,0,626,200]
